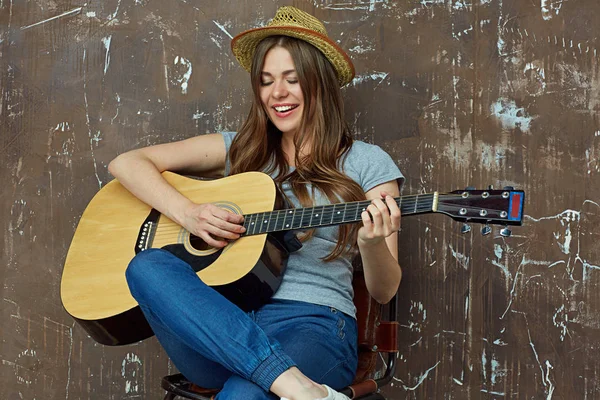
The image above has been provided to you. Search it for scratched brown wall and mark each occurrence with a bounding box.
[1,0,599,398]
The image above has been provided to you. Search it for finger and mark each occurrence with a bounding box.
[207,209,246,233]
[384,195,401,231]
[371,197,390,216]
[361,210,373,232]
[211,218,246,234]
[367,203,384,233]
[199,231,229,248]
[205,225,242,241]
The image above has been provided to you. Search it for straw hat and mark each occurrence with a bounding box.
[231,6,355,87]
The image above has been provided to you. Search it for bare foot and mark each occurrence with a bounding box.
[270,367,328,400]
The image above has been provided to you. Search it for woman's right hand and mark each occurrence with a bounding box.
[181,202,246,248]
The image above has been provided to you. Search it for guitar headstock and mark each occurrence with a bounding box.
[436,186,525,236]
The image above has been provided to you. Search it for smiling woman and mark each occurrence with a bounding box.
[260,47,305,138]
[106,5,404,400]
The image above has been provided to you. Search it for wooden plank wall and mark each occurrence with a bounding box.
[2,0,599,398]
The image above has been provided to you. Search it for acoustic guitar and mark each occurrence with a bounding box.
[60,171,524,345]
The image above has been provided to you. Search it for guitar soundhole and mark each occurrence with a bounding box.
[189,234,214,251]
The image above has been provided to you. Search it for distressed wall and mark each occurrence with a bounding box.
[2,0,599,398]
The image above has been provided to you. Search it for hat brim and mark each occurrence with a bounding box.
[231,26,355,87]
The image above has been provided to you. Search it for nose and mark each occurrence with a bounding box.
[272,79,288,99]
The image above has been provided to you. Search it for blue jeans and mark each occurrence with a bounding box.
[125,248,358,400]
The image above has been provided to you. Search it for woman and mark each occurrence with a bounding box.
[109,6,403,400]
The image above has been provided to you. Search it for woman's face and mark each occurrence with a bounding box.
[259,46,304,137]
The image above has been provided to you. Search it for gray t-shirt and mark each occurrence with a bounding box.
[221,131,404,318]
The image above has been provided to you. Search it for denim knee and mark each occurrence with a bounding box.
[125,248,174,301]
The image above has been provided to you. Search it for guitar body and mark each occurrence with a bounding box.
[61,170,525,346]
[61,172,288,345]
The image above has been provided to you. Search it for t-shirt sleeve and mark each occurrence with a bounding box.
[220,131,237,177]
[346,141,405,193]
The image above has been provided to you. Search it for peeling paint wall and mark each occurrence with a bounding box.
[1,0,599,398]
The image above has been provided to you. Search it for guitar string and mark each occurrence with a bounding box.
[149,201,514,236]
[148,195,515,236]
[148,198,435,235]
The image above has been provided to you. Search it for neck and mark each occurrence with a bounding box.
[241,193,439,237]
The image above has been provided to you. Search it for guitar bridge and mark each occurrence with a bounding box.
[135,209,160,254]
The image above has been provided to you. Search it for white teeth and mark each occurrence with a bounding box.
[274,105,296,112]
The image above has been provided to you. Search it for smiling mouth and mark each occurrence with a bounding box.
[273,105,299,113]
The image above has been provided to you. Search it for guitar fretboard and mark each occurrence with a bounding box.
[242,193,438,236]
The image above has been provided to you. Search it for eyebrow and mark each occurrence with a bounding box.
[261,69,297,77]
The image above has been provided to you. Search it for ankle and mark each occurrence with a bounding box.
[271,368,328,400]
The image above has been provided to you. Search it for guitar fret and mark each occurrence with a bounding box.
[314,206,324,226]
[414,194,418,213]
[285,209,294,230]
[266,210,276,232]
[277,210,283,230]
[271,210,280,232]
[262,212,270,234]
[331,204,341,225]
[248,213,257,235]
[254,213,262,234]
[252,212,261,235]
[293,208,304,230]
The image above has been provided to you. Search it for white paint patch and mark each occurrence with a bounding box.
[108,0,122,20]
[111,93,121,124]
[524,61,547,95]
[544,361,555,399]
[101,35,112,75]
[213,20,233,39]
[209,32,223,50]
[481,349,506,395]
[350,72,389,88]
[349,44,374,54]
[86,11,96,17]
[55,122,70,131]
[121,353,142,394]
[192,111,208,120]
[494,244,503,260]
[14,349,37,386]
[398,361,441,390]
[541,0,562,21]
[405,301,427,334]
[552,210,579,255]
[449,244,470,269]
[420,0,445,6]
[174,56,192,94]
[490,98,535,132]
[552,304,569,341]
[314,0,388,11]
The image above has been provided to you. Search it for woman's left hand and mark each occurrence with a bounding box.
[357,191,401,247]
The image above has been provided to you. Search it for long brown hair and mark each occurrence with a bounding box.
[229,36,365,261]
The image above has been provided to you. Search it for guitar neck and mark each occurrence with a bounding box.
[241,193,439,236]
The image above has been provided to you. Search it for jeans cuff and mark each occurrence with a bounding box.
[250,347,296,391]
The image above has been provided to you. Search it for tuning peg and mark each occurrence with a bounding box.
[488,185,494,190]
[500,227,512,237]
[503,186,514,190]
[481,224,492,236]
[461,224,471,234]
